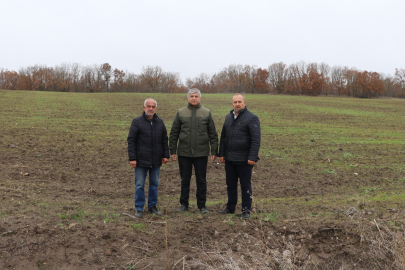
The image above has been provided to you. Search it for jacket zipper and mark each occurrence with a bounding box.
[229,113,238,151]
[148,121,154,168]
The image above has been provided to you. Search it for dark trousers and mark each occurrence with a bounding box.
[178,156,208,209]
[225,160,253,213]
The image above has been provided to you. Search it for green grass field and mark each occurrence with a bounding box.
[2,90,405,213]
[1,90,405,269]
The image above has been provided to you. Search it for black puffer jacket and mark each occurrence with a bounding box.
[127,112,170,168]
[219,107,261,162]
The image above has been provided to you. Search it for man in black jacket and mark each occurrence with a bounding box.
[127,98,169,218]
[218,94,261,219]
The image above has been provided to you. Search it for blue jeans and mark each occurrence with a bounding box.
[134,167,160,211]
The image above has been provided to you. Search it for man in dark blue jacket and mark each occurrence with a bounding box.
[218,94,261,219]
[127,98,169,218]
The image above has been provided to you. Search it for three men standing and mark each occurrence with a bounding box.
[127,92,260,220]
[218,94,261,219]
[127,98,169,218]
[169,88,218,214]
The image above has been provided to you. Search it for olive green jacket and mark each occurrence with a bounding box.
[169,103,218,157]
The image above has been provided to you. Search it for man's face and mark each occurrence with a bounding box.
[143,100,157,117]
[188,93,201,106]
[232,95,246,113]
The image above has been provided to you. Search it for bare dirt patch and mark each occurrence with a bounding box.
[1,91,405,269]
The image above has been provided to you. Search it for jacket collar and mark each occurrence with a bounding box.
[143,111,158,121]
[230,107,247,117]
[187,103,201,109]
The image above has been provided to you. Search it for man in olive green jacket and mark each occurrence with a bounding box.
[170,88,218,214]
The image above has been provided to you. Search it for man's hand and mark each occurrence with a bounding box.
[220,157,225,163]
[171,154,177,161]
[130,161,137,168]
[247,160,255,165]
[162,158,169,164]
[211,155,217,162]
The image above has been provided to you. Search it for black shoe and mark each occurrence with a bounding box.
[241,212,250,219]
[135,210,143,218]
[177,205,188,212]
[147,206,162,215]
[218,208,235,214]
[199,207,209,214]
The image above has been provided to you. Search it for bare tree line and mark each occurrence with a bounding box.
[186,62,405,98]
[0,63,184,93]
[1,62,404,98]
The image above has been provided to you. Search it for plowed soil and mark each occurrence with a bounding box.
[1,91,404,269]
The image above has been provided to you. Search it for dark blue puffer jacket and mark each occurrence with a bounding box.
[127,112,170,168]
[218,107,261,162]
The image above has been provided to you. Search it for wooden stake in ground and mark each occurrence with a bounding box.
[165,221,170,270]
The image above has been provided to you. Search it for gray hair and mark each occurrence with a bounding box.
[187,88,201,98]
[232,93,245,102]
[144,98,157,107]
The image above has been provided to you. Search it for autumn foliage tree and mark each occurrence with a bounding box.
[0,62,401,98]
[394,68,405,97]
[356,71,384,98]
[111,68,126,92]
[253,68,269,93]
[0,69,18,90]
[299,63,325,96]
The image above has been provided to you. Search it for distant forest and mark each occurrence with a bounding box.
[1,62,404,98]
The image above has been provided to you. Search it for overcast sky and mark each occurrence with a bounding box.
[1,0,404,80]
